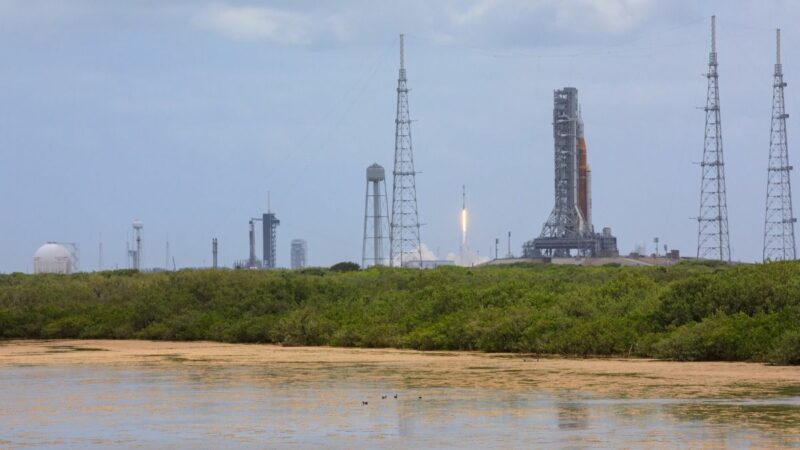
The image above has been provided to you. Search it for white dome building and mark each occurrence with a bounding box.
[33,242,73,274]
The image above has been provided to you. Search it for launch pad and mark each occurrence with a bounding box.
[524,87,618,258]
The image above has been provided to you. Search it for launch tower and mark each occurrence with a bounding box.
[524,88,617,257]
[262,211,279,269]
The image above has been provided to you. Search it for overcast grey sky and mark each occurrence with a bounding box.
[0,0,798,271]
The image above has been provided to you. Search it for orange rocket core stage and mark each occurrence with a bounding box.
[577,136,589,227]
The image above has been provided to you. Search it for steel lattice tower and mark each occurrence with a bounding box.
[763,28,796,261]
[390,34,422,267]
[696,16,731,262]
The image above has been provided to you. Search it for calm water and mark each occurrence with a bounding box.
[1,363,799,449]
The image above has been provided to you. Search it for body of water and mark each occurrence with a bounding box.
[2,362,799,448]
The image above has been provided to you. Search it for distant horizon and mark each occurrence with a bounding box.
[1,1,798,272]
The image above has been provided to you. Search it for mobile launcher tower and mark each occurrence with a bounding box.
[523,87,618,258]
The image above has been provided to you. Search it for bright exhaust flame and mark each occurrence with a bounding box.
[461,208,467,246]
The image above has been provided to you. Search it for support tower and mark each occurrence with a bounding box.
[696,15,731,261]
[763,28,796,261]
[524,88,616,258]
[262,211,280,269]
[389,34,423,267]
[363,164,390,267]
[129,220,143,270]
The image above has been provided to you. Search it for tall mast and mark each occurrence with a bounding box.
[389,34,423,267]
[696,15,731,261]
[763,28,796,261]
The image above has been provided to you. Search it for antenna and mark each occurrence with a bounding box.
[777,28,781,65]
[711,15,716,54]
[400,34,405,70]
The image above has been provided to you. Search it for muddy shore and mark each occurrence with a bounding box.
[3,339,799,399]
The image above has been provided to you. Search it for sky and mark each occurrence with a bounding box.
[1,0,799,272]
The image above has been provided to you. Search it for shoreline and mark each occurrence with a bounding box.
[2,339,799,398]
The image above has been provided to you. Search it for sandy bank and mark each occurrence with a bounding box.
[2,339,799,398]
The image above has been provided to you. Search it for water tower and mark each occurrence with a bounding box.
[362,163,390,267]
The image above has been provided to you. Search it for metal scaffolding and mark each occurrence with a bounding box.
[763,28,796,261]
[696,16,731,262]
[525,87,616,258]
[389,34,423,267]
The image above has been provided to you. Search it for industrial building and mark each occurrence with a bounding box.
[291,239,307,269]
[524,87,618,258]
[33,242,74,274]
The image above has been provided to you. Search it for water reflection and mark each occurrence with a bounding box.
[557,402,590,430]
[0,363,798,448]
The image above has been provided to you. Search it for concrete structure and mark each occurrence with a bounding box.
[696,15,731,262]
[291,239,307,269]
[33,242,73,274]
[763,28,796,261]
[524,87,618,258]
[389,34,423,267]
[362,163,390,267]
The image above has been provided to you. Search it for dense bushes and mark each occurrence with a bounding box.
[1,262,799,364]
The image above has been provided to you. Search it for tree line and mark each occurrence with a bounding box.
[0,261,798,364]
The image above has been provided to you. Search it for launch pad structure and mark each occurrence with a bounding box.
[524,87,618,258]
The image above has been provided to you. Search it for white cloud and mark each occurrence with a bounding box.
[449,0,500,26]
[194,5,313,44]
[193,4,357,45]
[564,0,658,33]
[0,0,670,48]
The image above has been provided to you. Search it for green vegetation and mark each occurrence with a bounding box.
[1,261,799,364]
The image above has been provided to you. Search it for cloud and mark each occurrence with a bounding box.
[0,0,673,48]
[191,1,665,47]
[193,4,354,45]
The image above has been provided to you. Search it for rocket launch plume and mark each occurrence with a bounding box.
[461,185,467,247]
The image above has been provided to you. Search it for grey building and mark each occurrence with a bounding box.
[291,239,307,269]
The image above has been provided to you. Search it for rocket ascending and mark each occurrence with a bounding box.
[461,185,467,248]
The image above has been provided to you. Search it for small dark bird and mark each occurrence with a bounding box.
[418,396,422,399]
[362,401,368,405]
[394,394,398,399]
[381,395,387,399]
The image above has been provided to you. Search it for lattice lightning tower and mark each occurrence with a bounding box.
[763,28,796,261]
[696,15,731,261]
[390,34,423,267]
